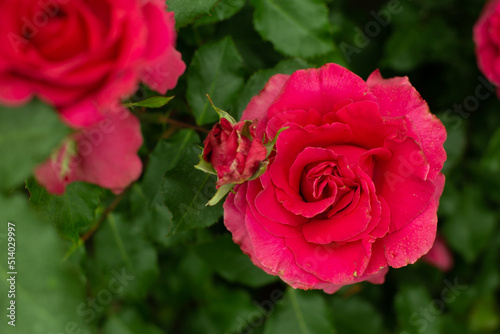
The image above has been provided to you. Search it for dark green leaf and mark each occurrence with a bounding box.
[480,126,500,173]
[394,285,441,334]
[264,288,334,334]
[0,195,91,334]
[195,0,246,25]
[236,58,311,118]
[184,286,258,334]
[161,130,223,234]
[442,186,496,263]
[141,129,199,202]
[330,297,383,334]
[26,179,101,242]
[440,117,466,174]
[194,235,278,287]
[468,296,500,332]
[103,308,164,334]
[0,100,70,190]
[166,0,220,28]
[252,0,335,58]
[87,214,159,300]
[187,37,245,125]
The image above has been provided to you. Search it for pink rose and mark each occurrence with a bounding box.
[203,118,267,187]
[34,107,142,195]
[422,235,453,272]
[224,64,447,293]
[0,0,185,126]
[474,0,500,95]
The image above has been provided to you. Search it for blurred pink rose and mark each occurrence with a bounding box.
[203,118,267,188]
[423,235,454,272]
[474,0,500,95]
[224,64,447,293]
[34,107,142,195]
[0,0,185,126]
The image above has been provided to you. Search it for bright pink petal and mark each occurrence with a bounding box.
[242,74,290,140]
[286,236,373,284]
[381,173,445,267]
[373,137,436,232]
[266,63,377,122]
[367,70,447,181]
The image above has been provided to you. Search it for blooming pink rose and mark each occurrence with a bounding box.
[34,107,142,194]
[0,0,185,126]
[224,64,447,293]
[422,235,453,272]
[474,0,500,95]
[203,118,267,187]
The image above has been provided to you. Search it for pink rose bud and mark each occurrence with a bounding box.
[203,118,267,188]
[422,235,454,272]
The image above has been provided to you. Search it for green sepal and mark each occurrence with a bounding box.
[264,126,288,158]
[124,96,174,109]
[207,94,237,125]
[194,153,217,175]
[207,183,234,206]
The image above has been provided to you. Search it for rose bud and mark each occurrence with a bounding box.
[203,118,267,188]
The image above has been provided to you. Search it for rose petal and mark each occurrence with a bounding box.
[367,70,447,181]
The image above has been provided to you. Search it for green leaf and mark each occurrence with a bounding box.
[184,285,258,334]
[103,308,164,334]
[468,296,500,332]
[383,13,459,71]
[480,126,500,173]
[141,129,200,202]
[26,179,102,243]
[330,297,383,334]
[161,130,223,234]
[251,0,335,58]
[86,214,159,300]
[194,235,278,287]
[187,36,245,125]
[264,288,334,334]
[194,0,246,26]
[0,100,70,190]
[124,96,174,109]
[394,285,441,334]
[166,0,220,28]
[440,118,466,174]
[236,58,310,118]
[442,186,496,263]
[0,195,91,334]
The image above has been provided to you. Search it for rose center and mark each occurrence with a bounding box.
[300,160,356,212]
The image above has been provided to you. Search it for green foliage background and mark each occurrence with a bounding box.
[1,0,499,333]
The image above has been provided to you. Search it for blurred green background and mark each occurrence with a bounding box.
[1,0,499,333]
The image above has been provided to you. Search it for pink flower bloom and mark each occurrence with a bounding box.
[474,0,500,95]
[422,235,454,272]
[203,118,267,188]
[34,107,143,195]
[0,0,185,127]
[224,64,447,293]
